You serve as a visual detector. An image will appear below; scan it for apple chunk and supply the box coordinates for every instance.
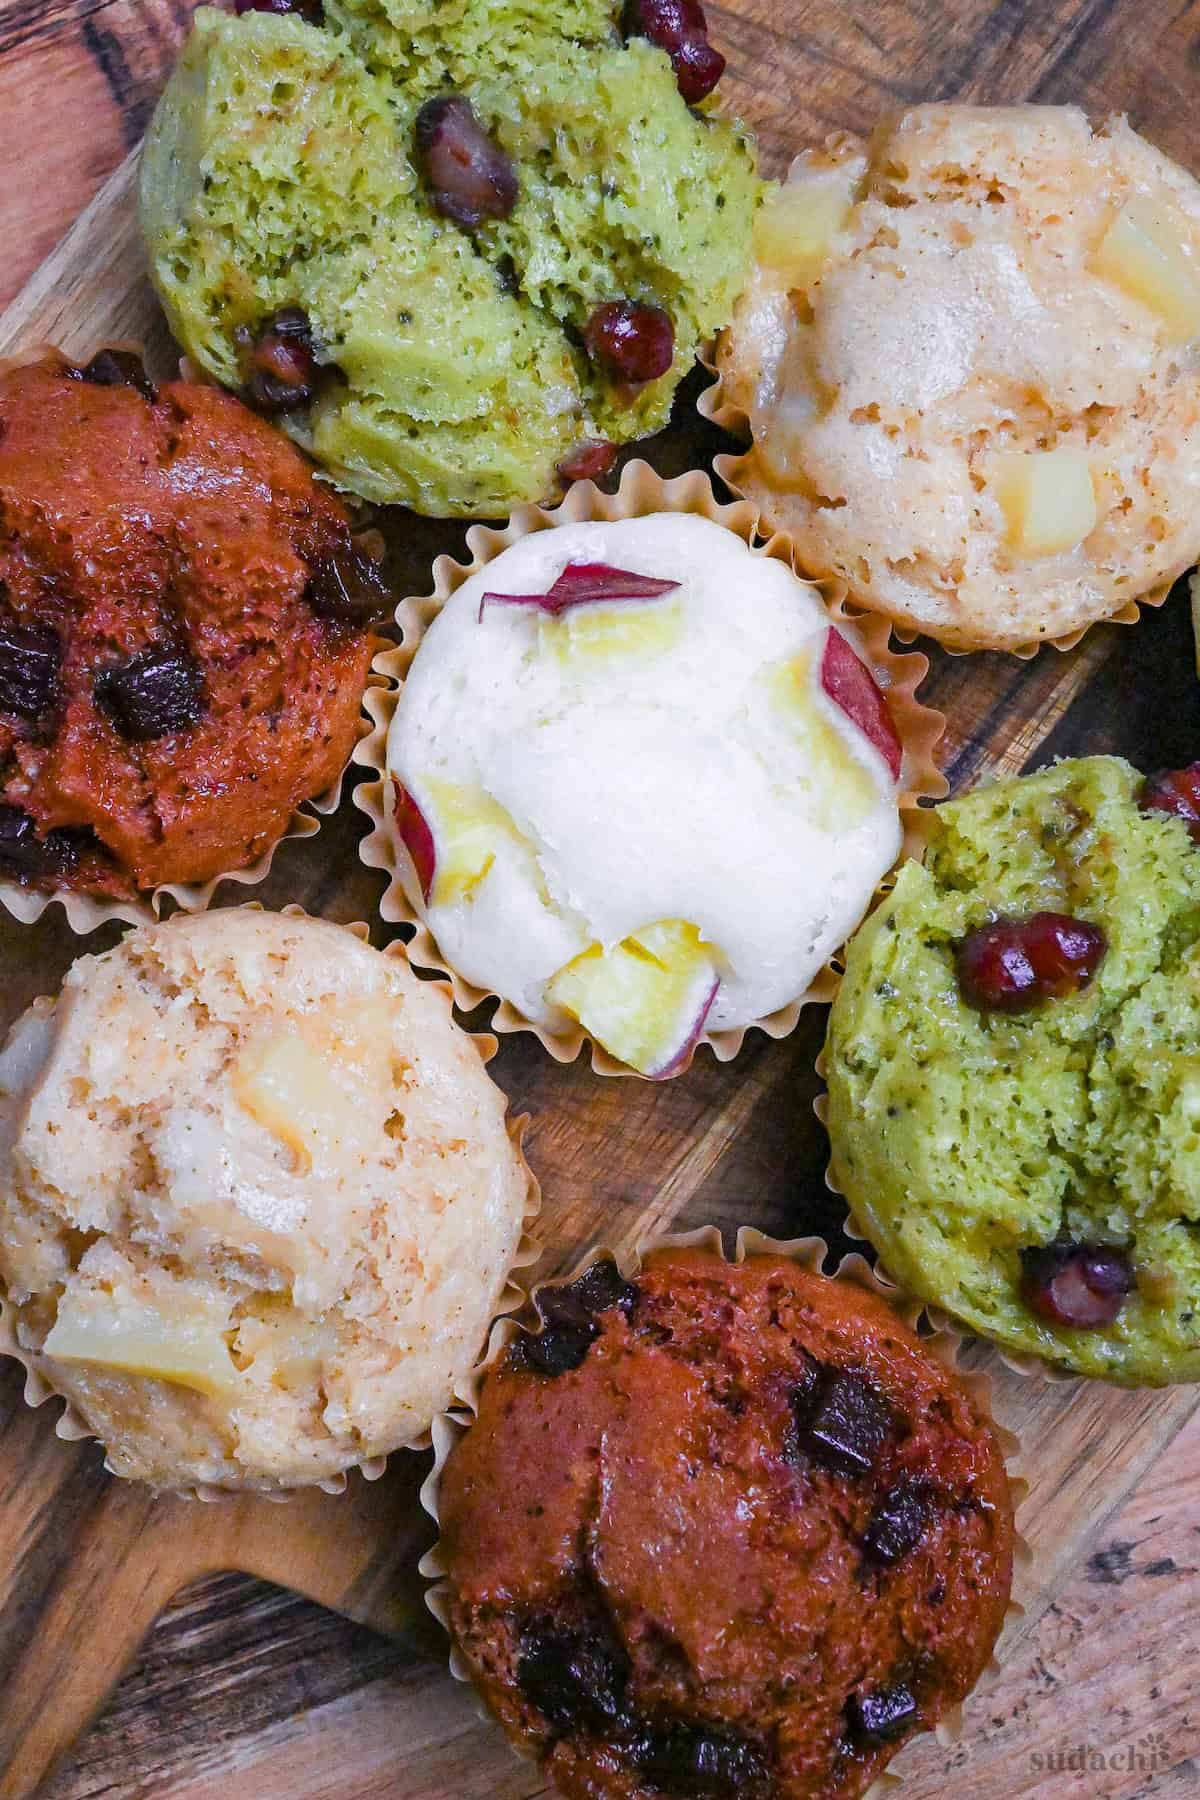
[754,168,858,289]
[44,1284,240,1396]
[983,447,1097,557]
[233,1031,367,1174]
[547,920,719,1078]
[1091,198,1200,341]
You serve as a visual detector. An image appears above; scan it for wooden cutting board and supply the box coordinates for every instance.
[4,3,1200,1795]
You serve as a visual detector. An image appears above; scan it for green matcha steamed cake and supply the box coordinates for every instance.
[826,755,1200,1385]
[139,1,760,516]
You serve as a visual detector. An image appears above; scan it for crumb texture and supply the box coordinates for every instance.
[720,105,1200,649]
[439,1248,1013,1800]
[0,353,376,894]
[0,909,529,1489]
[827,755,1200,1383]
[140,2,759,516]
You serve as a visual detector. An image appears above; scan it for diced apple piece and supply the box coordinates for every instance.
[538,597,684,667]
[233,1308,336,1385]
[1091,198,1200,341]
[754,171,857,289]
[44,1285,240,1396]
[820,629,902,781]
[983,447,1097,557]
[393,780,437,902]
[546,919,719,1078]
[768,650,884,827]
[233,1031,364,1174]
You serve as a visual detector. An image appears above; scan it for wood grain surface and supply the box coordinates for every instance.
[3,3,1200,1798]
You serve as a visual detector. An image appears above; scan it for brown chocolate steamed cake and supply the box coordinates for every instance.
[0,348,386,898]
[436,1245,1015,1800]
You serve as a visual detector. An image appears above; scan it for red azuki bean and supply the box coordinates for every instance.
[622,0,726,103]
[1020,1242,1135,1329]
[244,307,320,413]
[557,440,619,485]
[956,912,1106,1013]
[671,32,726,102]
[583,301,674,385]
[1139,762,1200,841]
[414,96,518,230]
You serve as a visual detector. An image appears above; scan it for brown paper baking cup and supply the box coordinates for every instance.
[0,342,385,937]
[0,912,542,1501]
[354,457,946,1078]
[698,291,1176,661]
[418,1225,1030,1798]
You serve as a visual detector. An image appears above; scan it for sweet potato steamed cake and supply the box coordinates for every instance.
[140,0,760,516]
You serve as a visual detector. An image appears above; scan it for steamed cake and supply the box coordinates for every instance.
[385,513,905,1074]
[826,757,1200,1384]
[438,1247,1014,1800]
[718,105,1200,650]
[0,350,380,898]
[0,909,530,1489]
[140,1,760,517]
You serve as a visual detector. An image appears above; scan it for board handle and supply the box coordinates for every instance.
[0,1473,197,1800]
[0,1435,439,1799]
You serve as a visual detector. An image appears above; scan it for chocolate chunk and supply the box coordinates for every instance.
[511,1258,639,1378]
[627,1720,768,1795]
[517,1320,598,1378]
[518,1625,630,1733]
[555,1258,640,1323]
[304,539,389,627]
[0,805,84,881]
[847,1683,920,1746]
[95,645,205,741]
[0,616,61,722]
[863,1480,931,1567]
[75,349,158,404]
[796,1370,892,1478]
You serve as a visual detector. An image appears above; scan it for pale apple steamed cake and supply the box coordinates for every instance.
[718,105,1200,651]
[0,910,530,1490]
[385,513,906,1076]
